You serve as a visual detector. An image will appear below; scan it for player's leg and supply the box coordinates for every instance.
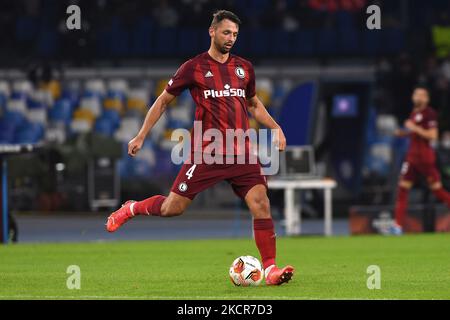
[244,184,294,285]
[425,166,450,207]
[106,192,191,232]
[393,161,416,231]
[394,180,413,228]
[106,161,206,232]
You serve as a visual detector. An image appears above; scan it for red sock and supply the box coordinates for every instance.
[131,195,166,216]
[253,219,276,270]
[432,188,450,207]
[394,187,409,227]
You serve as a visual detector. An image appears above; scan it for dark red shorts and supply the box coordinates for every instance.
[400,160,441,184]
[171,160,268,200]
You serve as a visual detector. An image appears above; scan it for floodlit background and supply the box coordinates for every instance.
[1,0,450,242]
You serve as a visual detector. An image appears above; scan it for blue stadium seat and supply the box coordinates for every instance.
[131,17,154,56]
[384,29,405,54]
[338,28,360,55]
[270,30,292,56]
[177,29,201,56]
[317,29,338,55]
[110,17,130,57]
[362,30,382,56]
[3,111,26,128]
[292,30,315,56]
[14,122,44,144]
[94,118,116,137]
[49,99,73,124]
[16,17,38,43]
[232,30,248,56]
[248,29,269,56]
[101,109,121,130]
[336,11,354,30]
[154,28,177,55]
[0,119,16,143]
[36,28,57,57]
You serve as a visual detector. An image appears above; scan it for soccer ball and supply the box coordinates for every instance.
[229,255,263,286]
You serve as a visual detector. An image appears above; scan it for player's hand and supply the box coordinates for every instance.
[394,129,408,137]
[128,135,145,157]
[273,127,287,152]
[404,120,416,132]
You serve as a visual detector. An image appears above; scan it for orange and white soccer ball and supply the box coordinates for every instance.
[229,256,263,286]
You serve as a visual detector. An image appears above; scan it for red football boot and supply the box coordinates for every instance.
[106,200,136,233]
[265,265,295,286]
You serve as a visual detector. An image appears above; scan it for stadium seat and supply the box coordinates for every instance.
[270,30,292,56]
[100,109,121,130]
[0,81,11,98]
[6,99,27,115]
[292,30,315,56]
[338,28,360,55]
[363,30,382,56]
[85,79,106,98]
[131,17,153,56]
[0,119,16,143]
[94,118,116,137]
[384,29,405,54]
[70,119,93,134]
[49,98,73,124]
[154,28,177,55]
[79,96,102,117]
[12,80,33,97]
[248,29,269,56]
[256,78,274,106]
[127,88,149,114]
[14,122,44,144]
[317,29,338,55]
[27,100,47,125]
[36,28,57,57]
[73,108,96,124]
[109,17,130,57]
[177,29,201,56]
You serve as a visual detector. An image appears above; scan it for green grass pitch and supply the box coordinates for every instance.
[1,234,450,300]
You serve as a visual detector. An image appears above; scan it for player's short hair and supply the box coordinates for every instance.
[413,85,430,94]
[210,10,241,28]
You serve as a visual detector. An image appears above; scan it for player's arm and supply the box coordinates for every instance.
[405,120,438,141]
[247,95,286,151]
[128,90,176,156]
[394,129,411,137]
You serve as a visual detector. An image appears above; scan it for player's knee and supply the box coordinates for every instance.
[429,181,442,191]
[249,195,271,217]
[399,180,412,190]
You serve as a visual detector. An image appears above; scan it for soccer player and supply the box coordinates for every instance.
[392,86,450,234]
[106,10,294,285]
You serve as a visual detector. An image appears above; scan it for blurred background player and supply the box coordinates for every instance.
[105,10,294,285]
[392,86,450,234]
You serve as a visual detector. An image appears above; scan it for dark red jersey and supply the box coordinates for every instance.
[165,52,256,156]
[406,106,438,164]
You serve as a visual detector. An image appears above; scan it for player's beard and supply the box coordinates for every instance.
[215,39,232,54]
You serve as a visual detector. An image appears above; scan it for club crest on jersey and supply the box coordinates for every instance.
[178,182,188,192]
[415,113,423,122]
[203,84,246,99]
[235,67,245,79]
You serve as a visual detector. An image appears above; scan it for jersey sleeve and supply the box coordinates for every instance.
[165,60,194,97]
[245,63,256,100]
[426,110,438,129]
